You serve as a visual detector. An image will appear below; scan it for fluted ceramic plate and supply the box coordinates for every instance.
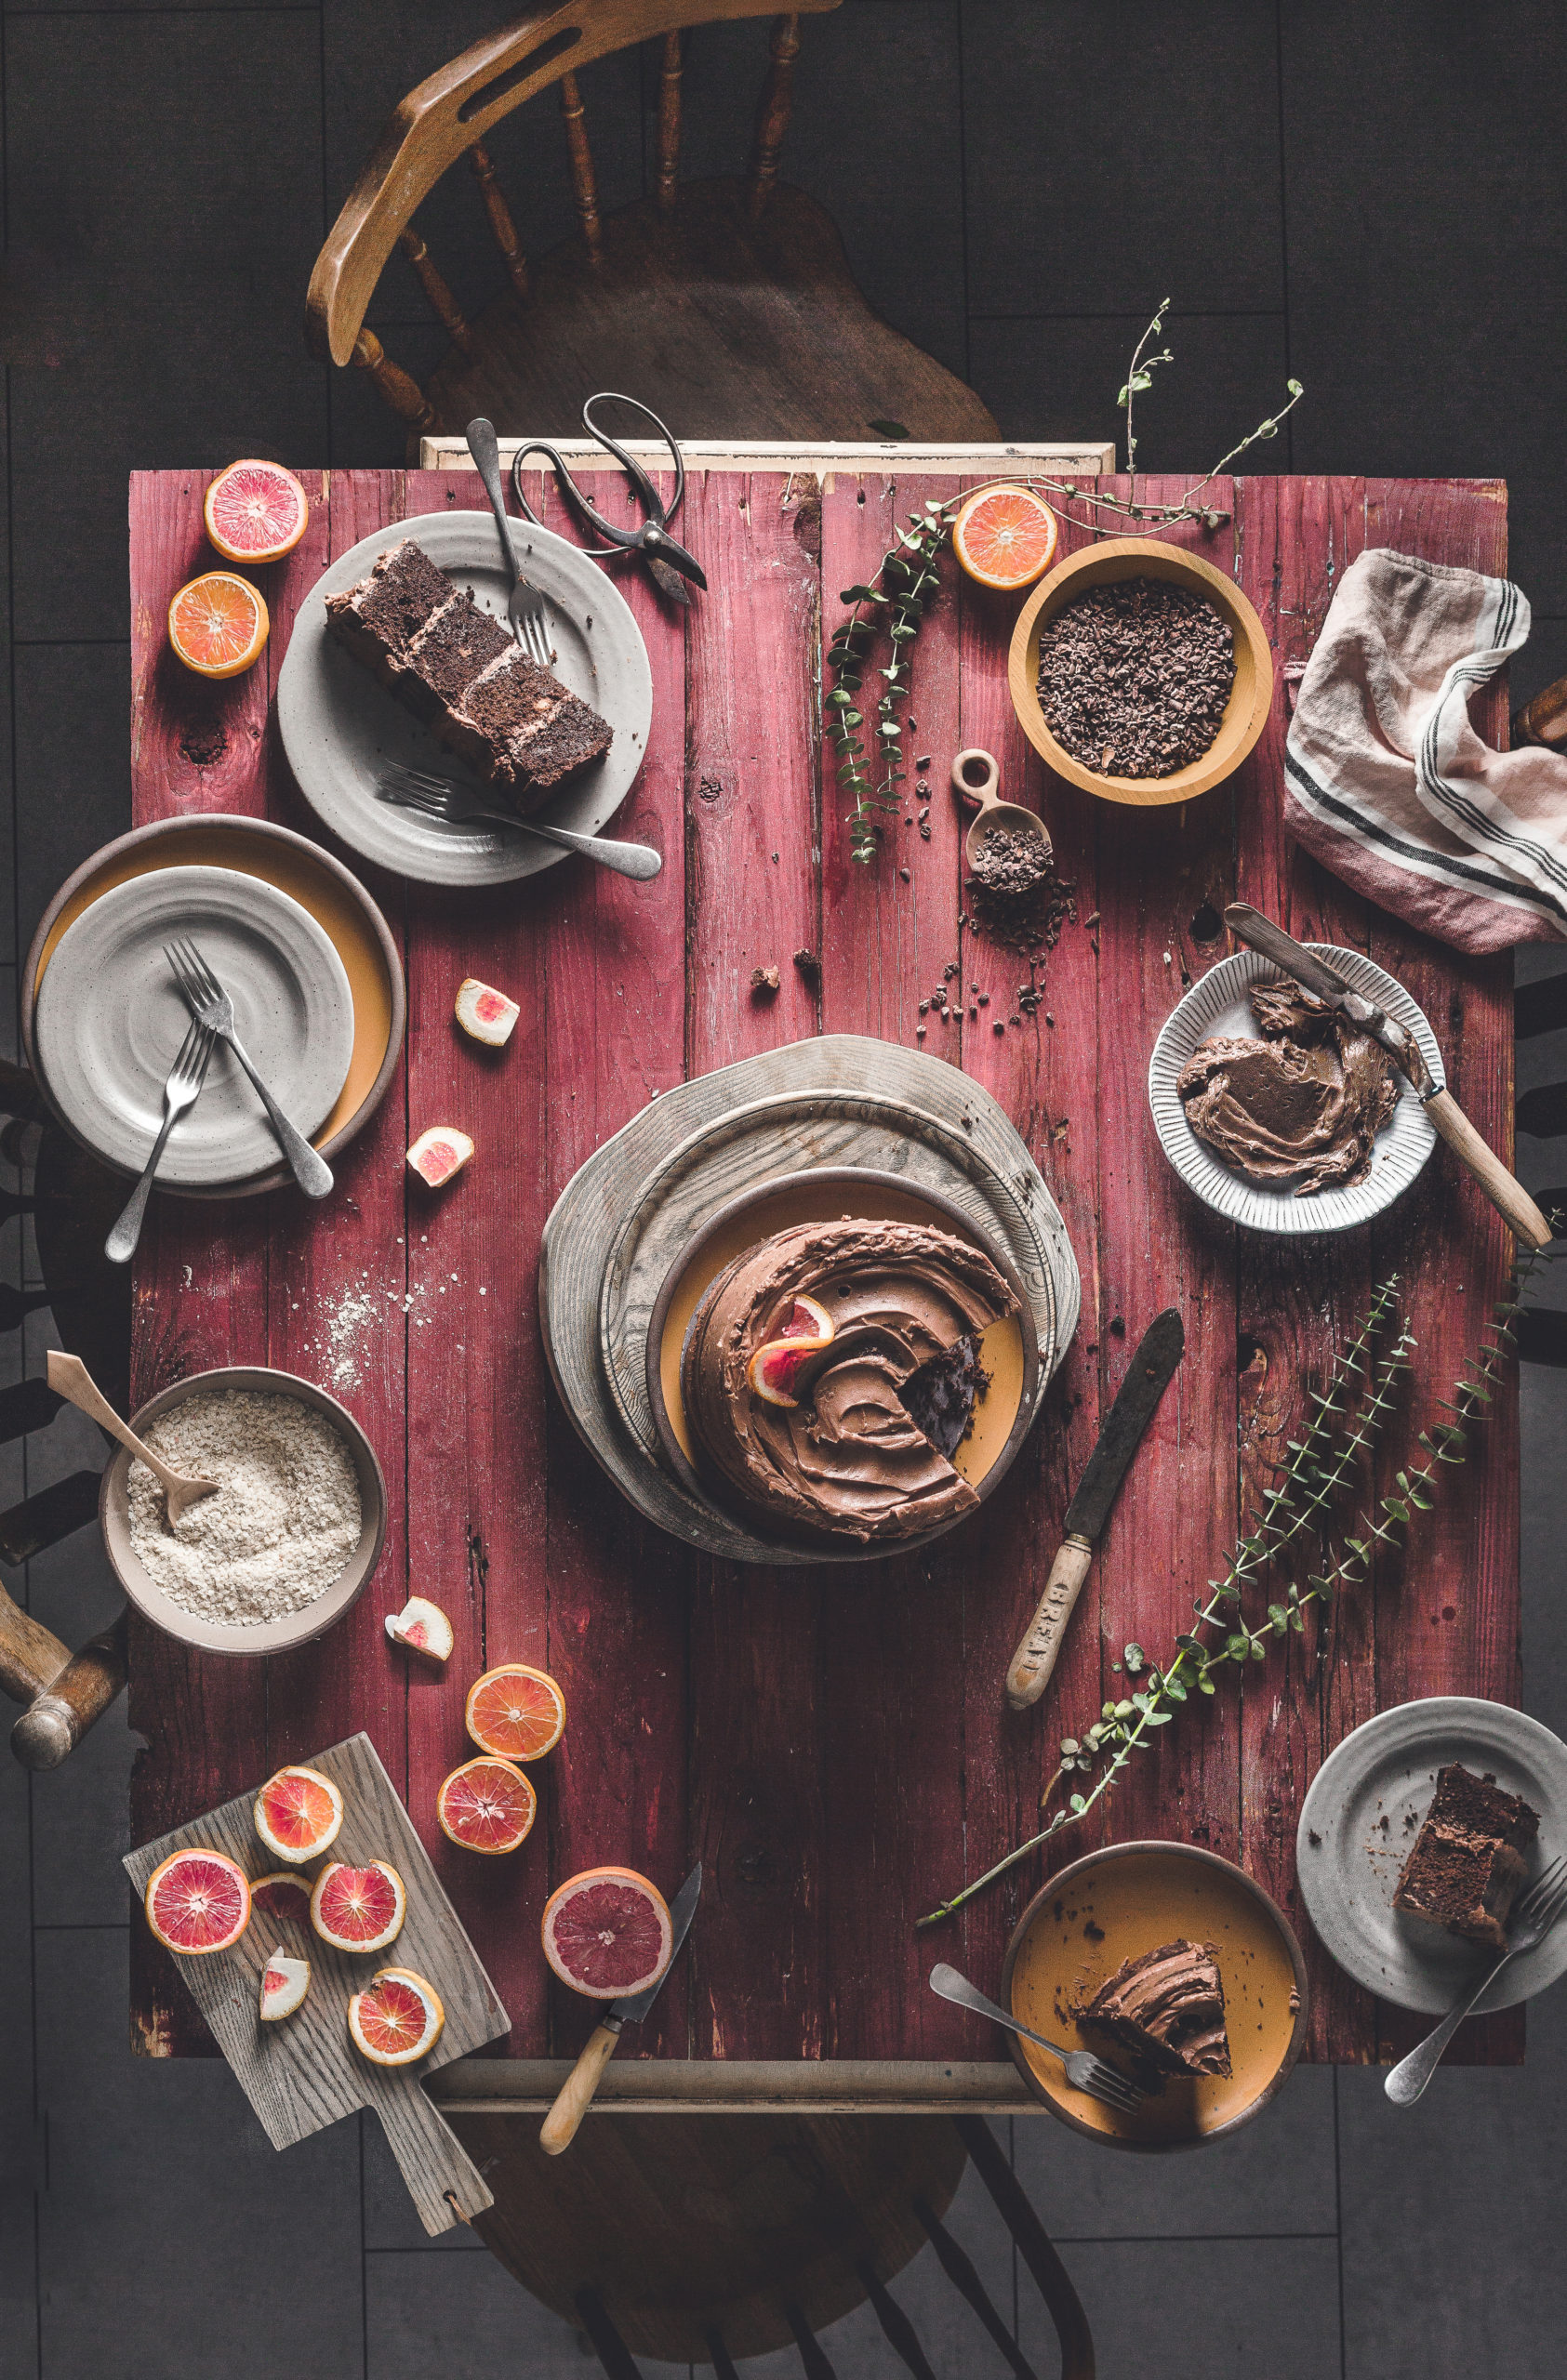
[1148,944,1442,1235]
[1297,1698,1567,2016]
[34,866,353,1186]
[277,512,652,887]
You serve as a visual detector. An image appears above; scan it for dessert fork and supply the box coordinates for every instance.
[466,416,552,666]
[927,1962,1146,2114]
[377,763,661,881]
[164,938,334,1199]
[1385,1850,1567,2106]
[104,1016,215,1263]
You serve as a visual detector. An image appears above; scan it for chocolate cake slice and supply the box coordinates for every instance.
[1393,1764,1540,1952]
[325,538,613,815]
[898,1333,990,1458]
[1080,1939,1231,2078]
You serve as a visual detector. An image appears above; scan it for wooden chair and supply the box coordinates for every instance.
[445,2106,1094,2375]
[0,1059,130,1770]
[306,1,1000,450]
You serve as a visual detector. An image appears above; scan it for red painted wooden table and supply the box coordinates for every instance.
[126,464,1521,2091]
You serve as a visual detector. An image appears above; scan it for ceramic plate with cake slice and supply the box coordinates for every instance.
[278,513,652,887]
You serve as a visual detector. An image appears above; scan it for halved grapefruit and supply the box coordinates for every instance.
[311,1859,406,1953]
[348,1966,445,2066]
[167,571,269,679]
[436,1756,538,1855]
[144,1847,251,1956]
[204,460,309,567]
[384,1595,455,1665]
[254,1765,344,1864]
[951,485,1059,591]
[259,1952,311,2021]
[465,1663,566,1762]
[252,1871,312,1927]
[541,1866,672,2001]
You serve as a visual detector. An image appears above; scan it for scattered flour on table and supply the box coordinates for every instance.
[127,1390,362,1626]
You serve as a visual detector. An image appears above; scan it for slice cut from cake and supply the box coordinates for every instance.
[1079,1939,1231,2079]
[325,538,613,815]
[1392,1763,1540,1952]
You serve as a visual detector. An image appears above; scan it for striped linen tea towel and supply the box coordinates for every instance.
[1284,546,1567,953]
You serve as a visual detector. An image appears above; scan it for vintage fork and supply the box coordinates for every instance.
[466,416,553,666]
[1385,1850,1567,2105]
[164,937,334,1200]
[104,1017,215,1264]
[377,763,661,881]
[927,1963,1146,2114]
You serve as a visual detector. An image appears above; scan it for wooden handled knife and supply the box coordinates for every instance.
[539,1861,701,2155]
[1005,1309,1184,1710]
[1224,905,1553,1251]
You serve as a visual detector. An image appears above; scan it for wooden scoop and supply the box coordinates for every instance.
[47,1351,219,1523]
[952,747,1053,871]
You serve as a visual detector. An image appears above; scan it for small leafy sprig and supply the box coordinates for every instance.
[828,498,952,864]
[916,1266,1530,1930]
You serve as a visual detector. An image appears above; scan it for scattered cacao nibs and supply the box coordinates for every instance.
[968,1005,977,1020]
[1045,1012,1055,1027]
[792,948,821,983]
[992,1020,1004,1036]
[918,1000,929,1016]
[978,993,989,1007]
[1009,1013,1021,1026]
[916,1025,926,1038]
[898,866,911,882]
[750,965,780,997]
[1035,579,1236,778]
[944,961,961,980]
[918,821,931,840]
[966,827,1076,959]
[915,755,932,772]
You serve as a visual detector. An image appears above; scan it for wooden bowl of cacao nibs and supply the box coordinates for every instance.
[1007,537,1273,807]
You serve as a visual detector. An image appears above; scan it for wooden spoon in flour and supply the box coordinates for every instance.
[46,1351,219,1523]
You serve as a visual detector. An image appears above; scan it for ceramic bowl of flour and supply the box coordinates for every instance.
[100,1367,387,1656]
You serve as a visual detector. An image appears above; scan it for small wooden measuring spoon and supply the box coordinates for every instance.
[46,1351,219,1523]
[951,747,1053,871]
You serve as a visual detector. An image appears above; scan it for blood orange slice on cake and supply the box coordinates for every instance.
[311,1859,405,1953]
[436,1756,538,1855]
[348,1967,445,2066]
[465,1663,566,1762]
[541,1867,672,2000]
[254,1765,344,1864]
[204,459,309,566]
[144,1848,251,1956]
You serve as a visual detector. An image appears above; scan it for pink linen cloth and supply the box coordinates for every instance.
[1283,547,1567,952]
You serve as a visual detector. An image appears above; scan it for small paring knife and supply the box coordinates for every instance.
[539,1862,701,2156]
[1006,1309,1185,1710]
[1224,905,1554,1252]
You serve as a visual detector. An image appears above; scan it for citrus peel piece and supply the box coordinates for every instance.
[259,1952,311,2020]
[746,1293,835,1408]
[455,978,521,1048]
[407,1127,474,1187]
[385,1595,455,1665]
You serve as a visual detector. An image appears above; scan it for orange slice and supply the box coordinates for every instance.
[465,1663,566,1762]
[204,459,309,566]
[407,1127,474,1187]
[542,1867,672,2000]
[384,1595,454,1665]
[259,1952,311,2020]
[348,1966,445,2066]
[311,1858,406,1953]
[254,1765,344,1864]
[251,1871,312,1927]
[436,1756,538,1855]
[167,571,269,679]
[951,486,1059,591]
[144,1847,251,1955]
[455,979,520,1048]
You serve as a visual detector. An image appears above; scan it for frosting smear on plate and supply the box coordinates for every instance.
[1175,978,1397,1195]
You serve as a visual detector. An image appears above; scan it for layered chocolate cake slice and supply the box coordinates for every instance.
[325,538,612,815]
[1079,1939,1231,2079]
[1393,1764,1540,1952]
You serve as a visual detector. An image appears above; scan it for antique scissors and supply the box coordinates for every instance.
[510,392,707,603]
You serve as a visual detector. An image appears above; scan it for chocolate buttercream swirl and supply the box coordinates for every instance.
[1081,1938,1231,2078]
[1175,979,1398,1195]
[681,1219,1017,1544]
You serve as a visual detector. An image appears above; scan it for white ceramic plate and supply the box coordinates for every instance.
[1296,1698,1567,2016]
[1148,944,1442,1235]
[34,866,354,1187]
[276,511,653,887]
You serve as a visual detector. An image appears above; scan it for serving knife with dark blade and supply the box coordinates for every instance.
[539,1862,701,2155]
[1224,905,1553,1251]
[1006,1309,1184,1710]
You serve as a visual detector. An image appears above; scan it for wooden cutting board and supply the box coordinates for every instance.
[123,1732,509,2234]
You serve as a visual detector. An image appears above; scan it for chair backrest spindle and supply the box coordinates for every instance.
[351,327,438,433]
[559,71,605,261]
[469,140,530,299]
[857,2261,939,2380]
[657,31,684,214]
[784,2303,840,2380]
[749,12,802,219]
[396,226,474,353]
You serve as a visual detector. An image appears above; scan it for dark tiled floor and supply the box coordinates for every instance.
[4,4,1567,2373]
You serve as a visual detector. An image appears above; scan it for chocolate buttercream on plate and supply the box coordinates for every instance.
[1175,978,1398,1195]
[1080,1938,1231,2079]
[680,1219,1017,1544]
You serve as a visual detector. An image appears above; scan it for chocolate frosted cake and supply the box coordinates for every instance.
[1080,1939,1231,2079]
[1393,1764,1540,1952]
[680,1218,1017,1544]
[325,538,612,814]
[1176,978,1397,1197]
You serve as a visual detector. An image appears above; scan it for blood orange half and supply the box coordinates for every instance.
[252,1871,312,1927]
[311,1859,406,1953]
[204,459,309,566]
[436,1756,537,1855]
[951,485,1059,591]
[254,1765,344,1864]
[465,1663,566,1762]
[348,1967,445,2066]
[541,1867,672,2001]
[167,572,269,680]
[144,1848,251,1956]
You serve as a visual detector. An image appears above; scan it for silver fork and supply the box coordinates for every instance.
[466,416,552,666]
[928,1962,1146,2114]
[377,763,661,882]
[1386,1850,1567,2105]
[104,1018,215,1264]
[164,938,334,1200]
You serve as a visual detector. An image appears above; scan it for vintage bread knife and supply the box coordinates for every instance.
[1224,904,1553,1250]
[1005,1309,1184,1710]
[539,1861,701,2155]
